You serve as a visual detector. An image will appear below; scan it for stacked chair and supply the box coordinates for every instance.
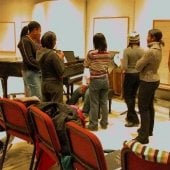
[0,98,36,170]
[121,140,170,170]
[29,105,63,170]
[65,121,108,170]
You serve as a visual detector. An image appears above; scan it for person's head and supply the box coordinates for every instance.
[147,29,164,46]
[20,26,28,39]
[28,21,41,42]
[128,31,140,47]
[41,31,56,49]
[93,33,107,51]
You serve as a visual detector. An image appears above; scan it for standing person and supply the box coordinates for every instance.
[134,29,164,144]
[84,33,112,131]
[121,32,145,127]
[18,21,42,100]
[18,26,29,96]
[36,31,65,103]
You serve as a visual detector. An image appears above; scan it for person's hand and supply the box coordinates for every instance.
[80,85,87,94]
[56,50,64,59]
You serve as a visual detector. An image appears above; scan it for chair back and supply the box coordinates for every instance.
[0,101,5,129]
[29,105,62,168]
[65,121,107,170]
[121,140,170,170]
[0,98,33,142]
[0,98,35,170]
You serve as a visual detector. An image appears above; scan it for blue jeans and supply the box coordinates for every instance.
[22,70,42,100]
[89,76,109,127]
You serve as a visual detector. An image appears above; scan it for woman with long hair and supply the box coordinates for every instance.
[134,29,164,144]
[84,33,112,131]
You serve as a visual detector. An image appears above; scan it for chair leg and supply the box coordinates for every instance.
[34,149,43,170]
[0,134,10,170]
[70,84,74,96]
[109,99,112,113]
[29,145,36,170]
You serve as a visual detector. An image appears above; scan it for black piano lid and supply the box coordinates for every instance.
[63,51,77,63]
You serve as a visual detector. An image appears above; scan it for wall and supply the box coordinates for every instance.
[32,0,86,58]
[0,0,35,95]
[135,0,170,85]
[0,0,35,59]
[86,0,135,52]
[0,0,86,96]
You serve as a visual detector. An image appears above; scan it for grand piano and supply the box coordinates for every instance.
[0,51,84,99]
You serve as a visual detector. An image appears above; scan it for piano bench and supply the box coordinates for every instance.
[8,92,25,99]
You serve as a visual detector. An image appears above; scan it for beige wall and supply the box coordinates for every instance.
[0,0,86,59]
[0,0,34,58]
[32,0,86,58]
[135,0,170,84]
[0,0,170,59]
[86,0,135,52]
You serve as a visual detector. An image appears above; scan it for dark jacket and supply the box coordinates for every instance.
[36,48,65,81]
[18,36,40,72]
[36,102,83,155]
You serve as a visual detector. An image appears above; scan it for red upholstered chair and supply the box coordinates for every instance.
[0,101,5,130]
[0,98,36,170]
[121,140,170,170]
[65,121,108,170]
[29,105,62,170]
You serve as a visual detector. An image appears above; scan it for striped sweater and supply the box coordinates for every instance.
[84,50,112,77]
[124,140,170,164]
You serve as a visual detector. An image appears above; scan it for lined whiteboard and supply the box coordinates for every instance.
[93,17,129,52]
[0,22,16,52]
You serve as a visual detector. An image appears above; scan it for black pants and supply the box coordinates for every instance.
[123,73,139,123]
[137,80,159,140]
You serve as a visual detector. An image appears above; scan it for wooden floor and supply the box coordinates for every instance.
[0,97,169,170]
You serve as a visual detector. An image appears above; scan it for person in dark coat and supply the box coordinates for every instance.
[36,31,65,103]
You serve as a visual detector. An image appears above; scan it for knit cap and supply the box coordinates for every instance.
[128,31,140,43]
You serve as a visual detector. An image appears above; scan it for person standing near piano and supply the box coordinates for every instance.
[36,31,65,103]
[84,33,112,131]
[18,21,42,100]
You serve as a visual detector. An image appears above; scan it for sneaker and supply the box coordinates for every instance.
[87,125,98,131]
[133,136,149,144]
[137,128,153,136]
[100,123,108,129]
[125,122,139,127]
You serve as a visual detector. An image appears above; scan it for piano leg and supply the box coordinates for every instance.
[0,77,8,98]
[66,84,70,101]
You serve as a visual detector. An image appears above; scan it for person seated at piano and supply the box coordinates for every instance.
[67,68,90,115]
[36,31,65,103]
[17,21,42,100]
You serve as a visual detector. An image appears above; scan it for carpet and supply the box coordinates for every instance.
[3,142,33,170]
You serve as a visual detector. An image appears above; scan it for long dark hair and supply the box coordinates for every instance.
[20,26,28,39]
[28,21,41,33]
[93,33,107,51]
[148,29,165,46]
